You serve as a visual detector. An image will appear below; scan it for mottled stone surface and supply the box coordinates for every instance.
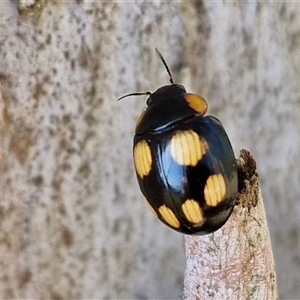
[0,1,299,299]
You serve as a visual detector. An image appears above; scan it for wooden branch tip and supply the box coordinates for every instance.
[183,149,277,300]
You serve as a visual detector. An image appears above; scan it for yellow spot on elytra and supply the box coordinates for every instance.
[158,204,180,228]
[170,130,207,166]
[143,196,157,217]
[181,199,204,224]
[184,93,208,116]
[133,140,152,178]
[204,174,226,207]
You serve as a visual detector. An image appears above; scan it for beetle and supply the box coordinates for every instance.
[119,49,238,235]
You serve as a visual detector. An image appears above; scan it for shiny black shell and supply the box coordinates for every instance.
[133,84,238,235]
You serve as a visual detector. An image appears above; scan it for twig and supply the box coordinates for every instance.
[183,150,277,300]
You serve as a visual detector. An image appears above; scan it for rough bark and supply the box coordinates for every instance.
[183,150,277,299]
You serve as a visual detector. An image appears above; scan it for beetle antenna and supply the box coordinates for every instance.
[155,48,174,84]
[118,91,152,101]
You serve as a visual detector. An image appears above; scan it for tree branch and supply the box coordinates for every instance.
[183,150,277,300]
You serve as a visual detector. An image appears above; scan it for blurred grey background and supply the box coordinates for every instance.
[0,1,299,299]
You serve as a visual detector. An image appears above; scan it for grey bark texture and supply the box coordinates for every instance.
[183,150,277,299]
[0,1,299,299]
